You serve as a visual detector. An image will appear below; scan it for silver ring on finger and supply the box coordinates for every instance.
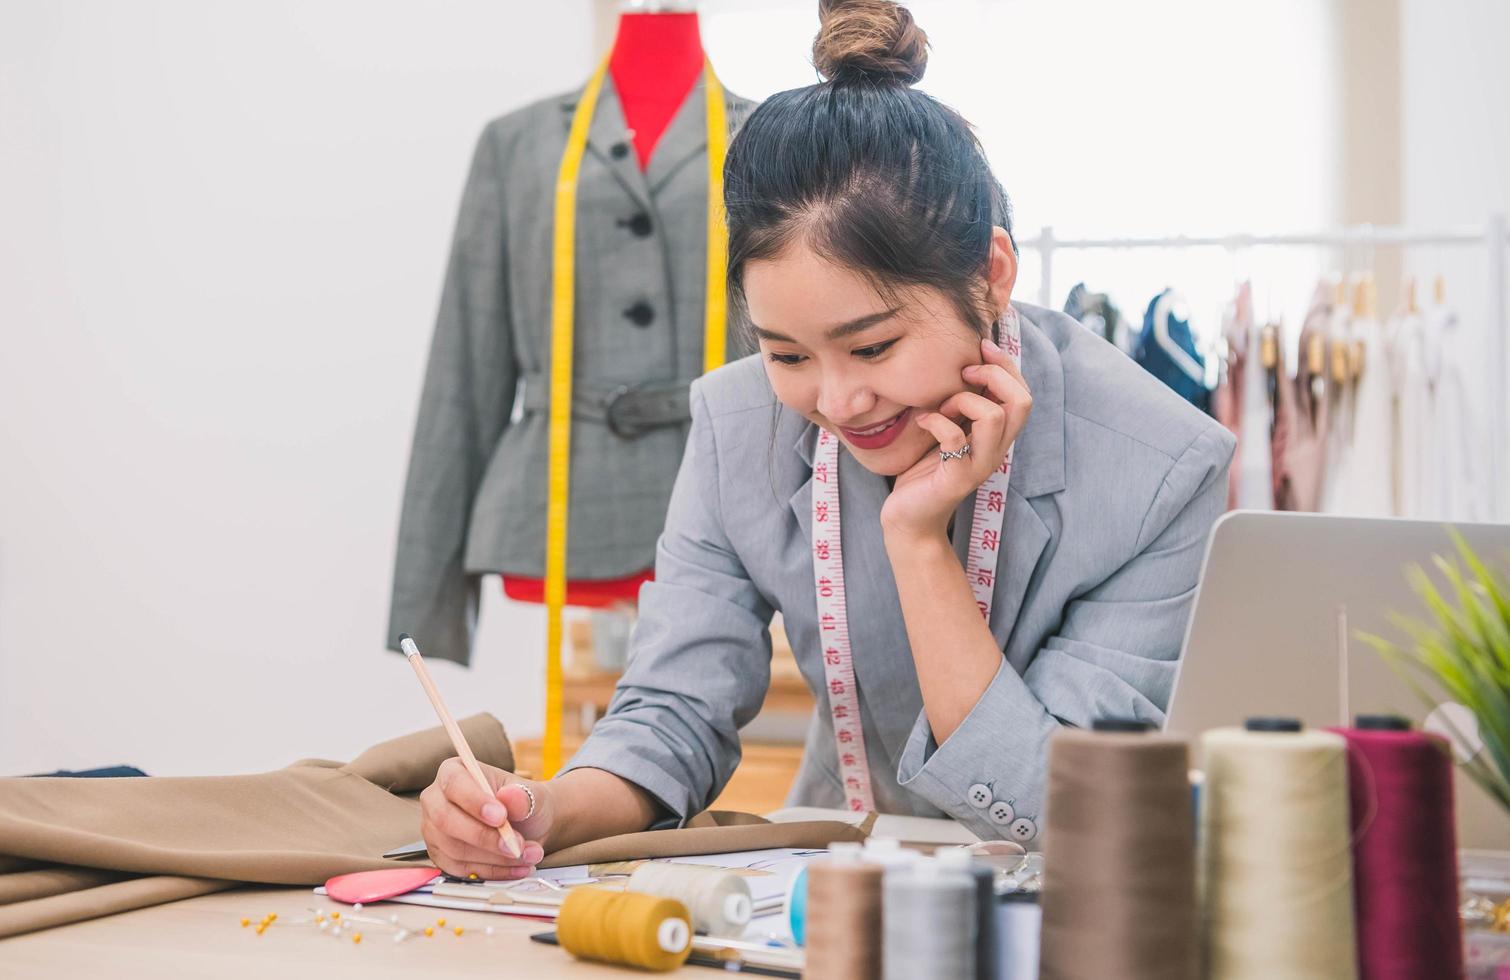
[939,442,972,463]
[518,783,536,820]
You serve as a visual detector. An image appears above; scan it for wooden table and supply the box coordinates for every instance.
[0,885,713,978]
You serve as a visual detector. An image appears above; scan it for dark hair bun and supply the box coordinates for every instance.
[813,0,929,86]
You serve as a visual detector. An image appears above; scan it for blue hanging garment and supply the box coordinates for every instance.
[1134,288,1210,412]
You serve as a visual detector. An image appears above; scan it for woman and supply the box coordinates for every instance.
[419,0,1234,879]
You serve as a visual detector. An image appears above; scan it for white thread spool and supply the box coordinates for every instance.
[1199,722,1358,980]
[626,863,752,938]
[864,837,921,872]
[883,856,976,980]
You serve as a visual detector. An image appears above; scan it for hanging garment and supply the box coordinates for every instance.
[1337,311,1394,516]
[1386,307,1431,517]
[1426,302,1487,521]
[1063,282,1130,352]
[1212,282,1273,509]
[386,76,758,665]
[1320,289,1355,513]
[1274,284,1333,512]
[1134,289,1210,412]
[0,716,866,939]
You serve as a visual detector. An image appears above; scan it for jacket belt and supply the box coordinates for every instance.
[520,375,692,439]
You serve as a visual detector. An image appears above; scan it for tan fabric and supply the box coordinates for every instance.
[0,876,233,939]
[0,715,512,938]
[540,810,869,868]
[0,867,130,906]
[0,715,868,939]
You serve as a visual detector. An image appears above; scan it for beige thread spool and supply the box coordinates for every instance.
[625,863,752,939]
[1199,720,1358,980]
[804,844,885,980]
[1039,720,1198,980]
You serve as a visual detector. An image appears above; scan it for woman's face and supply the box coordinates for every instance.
[744,229,1018,477]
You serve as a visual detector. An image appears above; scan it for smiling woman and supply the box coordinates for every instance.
[417,0,1236,880]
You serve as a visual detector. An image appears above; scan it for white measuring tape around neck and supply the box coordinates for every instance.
[811,307,1023,813]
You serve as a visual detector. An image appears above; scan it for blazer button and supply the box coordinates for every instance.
[967,784,992,809]
[610,141,631,160]
[618,213,654,238]
[987,800,1016,826]
[623,301,655,327]
[1009,817,1038,842]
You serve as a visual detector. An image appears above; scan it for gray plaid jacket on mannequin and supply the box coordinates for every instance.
[387,76,757,664]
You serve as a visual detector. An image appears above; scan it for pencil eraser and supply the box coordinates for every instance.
[398,633,412,644]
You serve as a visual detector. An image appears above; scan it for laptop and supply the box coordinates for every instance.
[1166,510,1510,850]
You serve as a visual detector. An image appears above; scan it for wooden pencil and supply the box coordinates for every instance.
[399,632,525,860]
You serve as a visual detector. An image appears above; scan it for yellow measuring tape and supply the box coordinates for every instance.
[543,58,729,776]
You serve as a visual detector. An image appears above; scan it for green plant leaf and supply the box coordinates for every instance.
[1363,531,1510,816]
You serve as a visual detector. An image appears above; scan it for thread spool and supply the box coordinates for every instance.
[1039,719,1198,980]
[937,849,997,980]
[626,862,752,938]
[802,843,884,980]
[883,857,976,980]
[1200,719,1358,980]
[1330,715,1464,979]
[863,837,919,871]
[788,840,873,947]
[555,887,691,972]
[787,865,809,947]
[993,893,1041,980]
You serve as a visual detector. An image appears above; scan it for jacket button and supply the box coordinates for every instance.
[618,213,653,238]
[988,800,1015,825]
[1009,817,1037,842]
[610,141,631,160]
[967,784,992,809]
[623,301,655,327]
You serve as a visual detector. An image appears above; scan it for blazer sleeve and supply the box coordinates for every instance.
[896,425,1234,841]
[560,383,775,820]
[386,122,518,664]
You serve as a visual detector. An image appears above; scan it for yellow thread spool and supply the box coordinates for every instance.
[556,887,692,972]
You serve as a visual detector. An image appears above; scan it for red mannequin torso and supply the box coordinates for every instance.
[609,12,706,171]
[502,10,706,607]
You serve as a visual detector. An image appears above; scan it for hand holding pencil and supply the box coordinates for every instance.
[401,633,528,861]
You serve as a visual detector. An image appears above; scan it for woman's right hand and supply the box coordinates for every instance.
[419,757,551,879]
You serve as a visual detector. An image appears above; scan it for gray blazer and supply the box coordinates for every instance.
[387,77,757,664]
[564,303,1236,842]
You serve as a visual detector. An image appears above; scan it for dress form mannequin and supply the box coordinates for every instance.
[500,0,705,610]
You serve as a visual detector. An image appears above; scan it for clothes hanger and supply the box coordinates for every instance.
[1151,288,1208,385]
[619,0,698,10]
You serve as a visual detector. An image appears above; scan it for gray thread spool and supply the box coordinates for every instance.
[936,848,996,980]
[883,857,976,980]
[993,893,1041,980]
[625,863,752,939]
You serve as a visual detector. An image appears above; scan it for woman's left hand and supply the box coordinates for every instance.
[880,336,1032,544]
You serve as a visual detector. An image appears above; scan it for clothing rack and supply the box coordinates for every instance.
[1018,214,1510,523]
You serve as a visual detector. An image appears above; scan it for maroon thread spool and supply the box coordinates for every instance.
[1330,715,1465,980]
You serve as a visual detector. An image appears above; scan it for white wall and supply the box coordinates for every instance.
[0,1,596,776]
